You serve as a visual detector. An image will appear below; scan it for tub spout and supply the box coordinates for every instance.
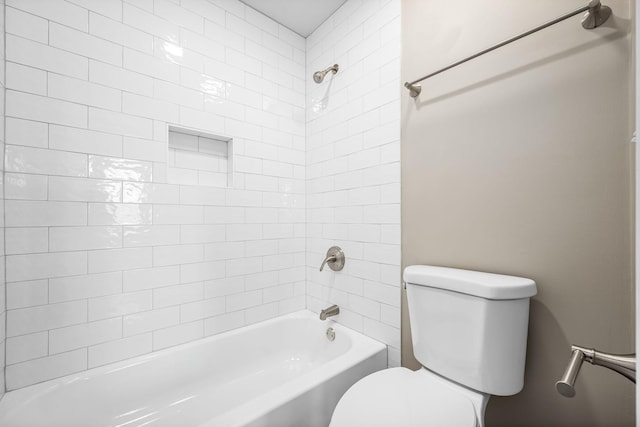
[320,305,340,320]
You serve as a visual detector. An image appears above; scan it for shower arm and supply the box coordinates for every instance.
[556,345,636,398]
[322,64,339,75]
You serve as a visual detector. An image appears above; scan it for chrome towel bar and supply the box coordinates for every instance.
[404,0,612,98]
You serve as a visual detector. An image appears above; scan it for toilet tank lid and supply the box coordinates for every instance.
[403,265,537,300]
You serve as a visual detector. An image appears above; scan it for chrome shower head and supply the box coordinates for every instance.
[313,64,339,83]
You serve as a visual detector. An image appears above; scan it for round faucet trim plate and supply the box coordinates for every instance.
[325,246,345,271]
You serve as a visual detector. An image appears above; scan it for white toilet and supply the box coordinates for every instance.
[330,265,537,427]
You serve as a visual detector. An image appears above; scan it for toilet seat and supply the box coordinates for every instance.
[330,367,478,427]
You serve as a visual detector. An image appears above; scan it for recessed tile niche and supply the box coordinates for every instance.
[167,125,233,187]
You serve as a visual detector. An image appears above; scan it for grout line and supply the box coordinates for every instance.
[2,0,8,396]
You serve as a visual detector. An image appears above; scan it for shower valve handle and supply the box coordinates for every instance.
[319,246,345,272]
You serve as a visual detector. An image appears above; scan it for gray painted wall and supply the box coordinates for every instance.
[401,0,634,425]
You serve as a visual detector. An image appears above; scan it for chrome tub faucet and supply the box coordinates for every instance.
[320,305,340,320]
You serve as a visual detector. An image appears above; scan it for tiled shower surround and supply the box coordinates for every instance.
[2,0,400,390]
[305,1,401,366]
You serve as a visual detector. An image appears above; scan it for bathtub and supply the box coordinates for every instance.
[0,310,387,427]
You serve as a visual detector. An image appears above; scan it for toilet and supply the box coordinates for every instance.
[330,265,537,427]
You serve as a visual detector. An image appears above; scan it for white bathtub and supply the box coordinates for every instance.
[0,310,386,427]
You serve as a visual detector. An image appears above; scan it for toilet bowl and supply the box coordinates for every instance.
[331,367,487,427]
[329,265,537,427]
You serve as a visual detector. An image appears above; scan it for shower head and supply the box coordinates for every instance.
[313,64,339,83]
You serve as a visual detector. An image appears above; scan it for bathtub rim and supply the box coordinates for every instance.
[0,309,388,426]
[204,312,388,426]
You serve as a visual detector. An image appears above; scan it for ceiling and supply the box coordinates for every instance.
[239,0,348,37]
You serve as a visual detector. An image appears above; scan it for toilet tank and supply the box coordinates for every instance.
[403,265,537,396]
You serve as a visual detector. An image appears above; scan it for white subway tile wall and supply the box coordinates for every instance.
[4,0,307,390]
[2,0,401,391]
[305,0,401,367]
[0,0,5,400]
